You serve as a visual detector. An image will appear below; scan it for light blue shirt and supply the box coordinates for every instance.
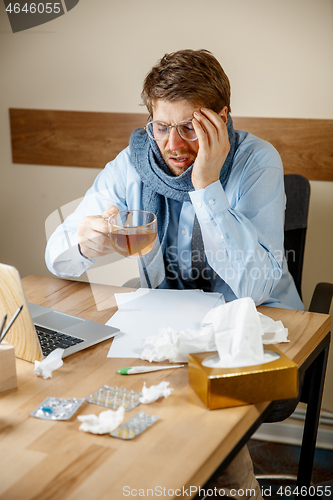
[45,130,304,310]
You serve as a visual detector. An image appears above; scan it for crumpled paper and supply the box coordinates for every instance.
[34,348,64,379]
[139,381,173,404]
[140,297,289,364]
[77,407,125,434]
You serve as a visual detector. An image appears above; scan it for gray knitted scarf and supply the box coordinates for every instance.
[129,114,238,288]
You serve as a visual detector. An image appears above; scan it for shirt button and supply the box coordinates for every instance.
[182,264,187,270]
[220,235,224,240]
[181,229,187,235]
[209,199,215,205]
[197,202,202,208]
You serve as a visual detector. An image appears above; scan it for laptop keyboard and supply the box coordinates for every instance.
[35,325,84,357]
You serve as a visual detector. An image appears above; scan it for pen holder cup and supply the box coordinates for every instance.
[0,342,17,392]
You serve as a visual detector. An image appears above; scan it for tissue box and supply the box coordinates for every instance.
[0,342,17,392]
[188,346,298,410]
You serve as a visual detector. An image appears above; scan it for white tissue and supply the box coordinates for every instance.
[140,325,216,363]
[77,407,125,434]
[139,381,173,404]
[212,297,265,368]
[34,348,64,379]
[259,313,289,344]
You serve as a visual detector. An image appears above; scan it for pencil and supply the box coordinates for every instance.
[0,305,23,344]
[0,314,7,340]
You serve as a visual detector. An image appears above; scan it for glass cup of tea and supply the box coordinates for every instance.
[108,210,157,259]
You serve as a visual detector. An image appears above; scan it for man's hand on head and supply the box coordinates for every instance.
[191,107,230,190]
[77,205,119,259]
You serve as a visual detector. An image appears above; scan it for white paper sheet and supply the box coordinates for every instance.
[106,289,224,358]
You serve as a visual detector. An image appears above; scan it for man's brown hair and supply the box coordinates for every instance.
[141,49,231,117]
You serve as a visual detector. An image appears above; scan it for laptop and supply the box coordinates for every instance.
[0,264,120,362]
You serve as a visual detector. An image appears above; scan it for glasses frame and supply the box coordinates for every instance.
[145,119,197,142]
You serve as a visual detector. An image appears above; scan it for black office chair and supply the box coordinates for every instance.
[283,174,333,314]
[256,174,333,488]
[284,174,310,300]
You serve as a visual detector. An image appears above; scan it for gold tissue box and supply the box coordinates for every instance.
[188,346,298,410]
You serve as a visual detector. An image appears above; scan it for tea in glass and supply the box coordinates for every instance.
[108,210,157,259]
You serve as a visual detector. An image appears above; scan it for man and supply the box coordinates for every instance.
[46,49,304,498]
[46,49,302,310]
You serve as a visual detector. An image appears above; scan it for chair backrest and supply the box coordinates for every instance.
[284,174,311,299]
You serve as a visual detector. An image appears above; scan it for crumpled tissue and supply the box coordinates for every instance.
[140,326,217,363]
[77,407,125,434]
[259,313,289,344]
[139,381,173,404]
[34,348,64,379]
[140,297,289,365]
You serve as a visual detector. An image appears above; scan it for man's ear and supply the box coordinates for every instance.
[219,106,228,124]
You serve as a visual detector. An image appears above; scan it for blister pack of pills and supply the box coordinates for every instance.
[86,385,142,411]
[110,412,159,440]
[30,397,85,420]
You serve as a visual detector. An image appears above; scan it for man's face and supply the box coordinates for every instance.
[152,100,200,176]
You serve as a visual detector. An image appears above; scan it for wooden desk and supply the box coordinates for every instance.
[0,276,331,500]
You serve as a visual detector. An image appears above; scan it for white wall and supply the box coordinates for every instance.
[0,0,332,408]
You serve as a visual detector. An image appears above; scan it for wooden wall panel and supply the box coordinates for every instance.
[232,116,333,182]
[9,108,333,181]
[9,108,148,169]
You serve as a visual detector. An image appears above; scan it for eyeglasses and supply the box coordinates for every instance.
[145,119,197,142]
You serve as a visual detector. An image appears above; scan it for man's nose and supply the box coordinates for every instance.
[167,127,186,151]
